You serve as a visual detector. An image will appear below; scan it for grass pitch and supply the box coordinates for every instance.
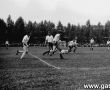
[0,47,110,90]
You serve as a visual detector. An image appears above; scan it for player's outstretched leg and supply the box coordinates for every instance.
[49,45,56,56]
[68,46,72,53]
[43,50,50,55]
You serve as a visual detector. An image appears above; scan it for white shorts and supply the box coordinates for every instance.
[23,45,28,52]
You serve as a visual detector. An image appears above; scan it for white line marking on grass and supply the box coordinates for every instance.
[28,53,110,72]
[29,53,61,70]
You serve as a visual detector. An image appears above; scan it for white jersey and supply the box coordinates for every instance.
[53,34,60,42]
[68,40,77,46]
[46,35,53,43]
[22,35,30,44]
[107,41,110,45]
[5,41,9,45]
[90,39,94,44]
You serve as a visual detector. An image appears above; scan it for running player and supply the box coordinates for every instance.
[43,32,53,55]
[90,38,94,51]
[16,33,30,60]
[50,31,64,59]
[5,40,9,49]
[107,39,110,50]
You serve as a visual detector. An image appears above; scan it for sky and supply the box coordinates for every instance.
[0,0,110,26]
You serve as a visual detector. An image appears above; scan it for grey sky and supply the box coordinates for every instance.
[0,0,110,25]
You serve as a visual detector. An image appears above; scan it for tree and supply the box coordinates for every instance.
[26,21,33,33]
[57,21,63,31]
[85,20,92,42]
[15,17,25,43]
[6,15,15,42]
[66,23,71,40]
[0,18,7,44]
[97,22,103,45]
[105,20,110,38]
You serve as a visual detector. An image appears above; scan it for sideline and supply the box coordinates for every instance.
[29,53,110,72]
[29,53,61,69]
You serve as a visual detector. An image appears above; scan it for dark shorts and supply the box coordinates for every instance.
[48,42,53,47]
[69,46,73,49]
[53,41,58,46]
[90,43,94,46]
[5,44,9,46]
[48,42,53,50]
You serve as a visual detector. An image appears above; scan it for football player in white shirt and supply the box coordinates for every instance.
[60,39,78,54]
[90,38,94,51]
[16,33,30,60]
[68,39,77,53]
[5,40,9,49]
[50,31,64,59]
[43,32,53,55]
[107,39,110,50]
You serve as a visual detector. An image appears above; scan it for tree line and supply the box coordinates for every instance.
[0,15,110,45]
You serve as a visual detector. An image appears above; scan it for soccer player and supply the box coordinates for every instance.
[107,39,110,50]
[68,39,77,53]
[60,38,78,54]
[50,31,64,59]
[90,38,94,51]
[16,33,30,60]
[5,40,9,49]
[43,32,53,55]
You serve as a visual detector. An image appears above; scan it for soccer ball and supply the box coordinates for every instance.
[49,49,53,54]
[50,49,53,52]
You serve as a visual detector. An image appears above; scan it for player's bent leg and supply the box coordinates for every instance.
[68,46,72,53]
[49,45,56,56]
[6,44,8,49]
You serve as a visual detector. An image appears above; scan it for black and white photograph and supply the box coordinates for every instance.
[1,0,110,90]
